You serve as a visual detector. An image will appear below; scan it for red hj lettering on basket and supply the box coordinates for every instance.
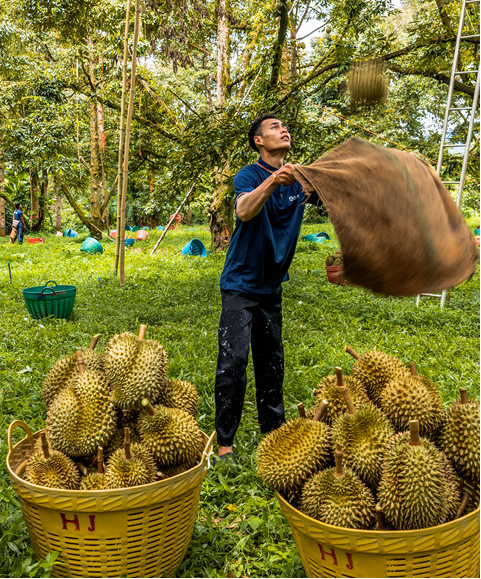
[60,513,96,532]
[318,543,354,571]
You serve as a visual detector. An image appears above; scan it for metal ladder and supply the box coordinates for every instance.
[416,0,480,310]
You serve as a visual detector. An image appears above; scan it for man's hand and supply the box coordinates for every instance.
[274,163,297,186]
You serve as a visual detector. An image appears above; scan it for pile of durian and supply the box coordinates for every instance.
[23,325,204,491]
[257,346,480,531]
[325,250,343,267]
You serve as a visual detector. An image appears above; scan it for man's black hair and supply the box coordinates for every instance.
[15,202,21,209]
[248,113,279,153]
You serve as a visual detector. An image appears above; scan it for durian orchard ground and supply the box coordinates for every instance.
[0,220,479,578]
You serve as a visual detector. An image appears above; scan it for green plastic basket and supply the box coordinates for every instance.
[23,281,77,320]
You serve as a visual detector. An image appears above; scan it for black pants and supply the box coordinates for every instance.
[215,290,286,447]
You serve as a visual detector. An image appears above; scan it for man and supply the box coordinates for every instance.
[214,113,320,462]
[13,203,26,245]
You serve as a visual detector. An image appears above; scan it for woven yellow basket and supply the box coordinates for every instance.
[7,420,215,578]
[276,490,479,578]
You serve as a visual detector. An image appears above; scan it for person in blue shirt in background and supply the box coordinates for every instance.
[214,113,320,463]
[12,202,26,245]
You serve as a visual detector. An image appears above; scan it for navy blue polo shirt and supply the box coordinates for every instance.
[220,157,307,294]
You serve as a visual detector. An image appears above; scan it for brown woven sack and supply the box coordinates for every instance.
[293,137,479,296]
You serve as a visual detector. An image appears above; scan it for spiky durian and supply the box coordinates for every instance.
[378,422,460,530]
[299,445,376,529]
[80,447,106,490]
[24,433,80,490]
[104,430,158,489]
[436,388,480,484]
[379,369,444,435]
[331,373,394,491]
[103,326,168,410]
[256,410,332,496]
[346,345,410,404]
[137,401,203,467]
[42,335,103,408]
[160,464,192,478]
[306,374,370,425]
[154,378,199,415]
[104,409,141,458]
[46,351,117,457]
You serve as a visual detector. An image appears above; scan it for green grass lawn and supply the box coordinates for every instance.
[0,222,479,578]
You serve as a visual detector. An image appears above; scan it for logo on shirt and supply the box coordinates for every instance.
[289,194,299,202]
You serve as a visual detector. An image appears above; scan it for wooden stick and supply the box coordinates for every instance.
[409,420,421,446]
[345,345,361,360]
[124,428,132,460]
[297,402,306,418]
[455,490,470,519]
[76,350,85,373]
[334,444,344,477]
[459,388,468,404]
[89,334,101,350]
[41,432,50,459]
[339,387,356,414]
[138,324,147,341]
[313,400,328,421]
[142,398,156,416]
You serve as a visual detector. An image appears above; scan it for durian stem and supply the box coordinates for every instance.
[74,460,88,476]
[97,447,105,474]
[455,490,470,519]
[41,432,50,459]
[345,345,360,360]
[76,350,85,373]
[409,420,421,446]
[375,504,386,530]
[124,428,132,460]
[297,403,306,418]
[313,400,328,421]
[334,444,344,477]
[335,367,344,387]
[142,399,157,416]
[339,387,356,415]
[460,388,468,404]
[409,362,418,376]
[138,324,147,341]
[157,470,165,480]
[89,334,101,350]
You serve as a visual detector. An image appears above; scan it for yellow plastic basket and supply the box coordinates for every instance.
[7,420,215,578]
[276,489,479,578]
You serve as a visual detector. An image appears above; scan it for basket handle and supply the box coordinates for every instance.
[8,420,34,453]
[40,287,56,297]
[45,281,58,287]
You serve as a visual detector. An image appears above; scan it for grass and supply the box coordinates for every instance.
[0,221,479,578]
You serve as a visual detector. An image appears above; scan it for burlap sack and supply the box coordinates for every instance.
[294,137,478,296]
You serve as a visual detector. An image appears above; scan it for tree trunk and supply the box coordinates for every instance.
[30,166,39,229]
[98,104,109,230]
[209,0,234,251]
[269,0,289,90]
[0,152,5,237]
[34,169,48,231]
[55,186,62,232]
[88,41,102,239]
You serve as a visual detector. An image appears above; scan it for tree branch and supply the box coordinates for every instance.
[53,170,97,235]
[270,0,289,89]
[388,63,476,97]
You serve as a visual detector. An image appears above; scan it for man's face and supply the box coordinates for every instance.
[255,119,291,154]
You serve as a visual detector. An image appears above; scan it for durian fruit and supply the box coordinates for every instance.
[331,368,394,491]
[306,373,370,425]
[345,345,410,405]
[42,334,103,408]
[103,325,168,410]
[80,447,106,490]
[24,432,80,490]
[256,402,332,496]
[299,444,376,529]
[436,388,480,485]
[325,251,343,267]
[46,351,117,457]
[137,400,203,467]
[379,362,444,435]
[378,421,461,530]
[104,409,141,459]
[154,378,199,416]
[347,58,388,110]
[104,428,158,489]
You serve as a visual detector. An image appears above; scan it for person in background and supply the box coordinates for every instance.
[214,113,321,463]
[13,202,26,245]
